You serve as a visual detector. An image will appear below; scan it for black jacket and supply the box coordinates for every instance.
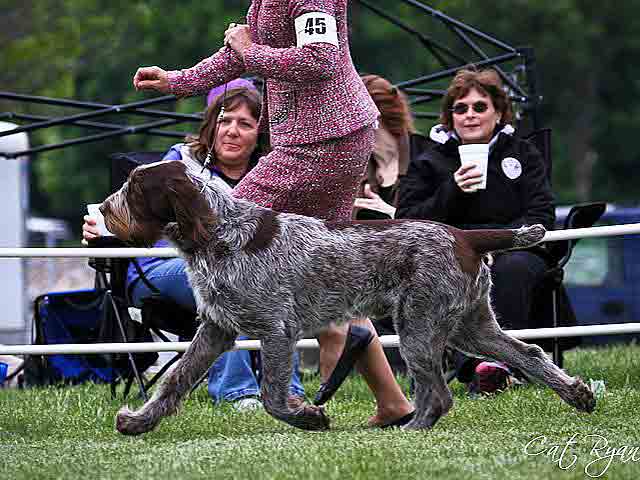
[397,126,555,230]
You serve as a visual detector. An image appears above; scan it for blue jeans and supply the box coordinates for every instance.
[129,258,305,402]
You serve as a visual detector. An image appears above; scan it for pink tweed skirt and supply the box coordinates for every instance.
[233,126,375,221]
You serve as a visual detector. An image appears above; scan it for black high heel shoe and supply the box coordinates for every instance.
[313,324,374,406]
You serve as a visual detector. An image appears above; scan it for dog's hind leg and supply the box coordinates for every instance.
[116,320,236,435]
[397,319,453,430]
[452,300,595,413]
[260,333,330,431]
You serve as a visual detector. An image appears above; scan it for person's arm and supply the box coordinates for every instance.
[396,154,463,221]
[167,47,247,98]
[521,142,556,229]
[242,1,341,84]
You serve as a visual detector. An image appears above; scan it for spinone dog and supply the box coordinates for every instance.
[101,160,595,434]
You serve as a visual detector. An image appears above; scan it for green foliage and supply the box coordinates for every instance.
[2,0,639,227]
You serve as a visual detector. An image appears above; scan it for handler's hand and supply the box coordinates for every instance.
[81,215,101,247]
[354,184,396,218]
[133,66,169,93]
[453,163,483,193]
[224,24,252,57]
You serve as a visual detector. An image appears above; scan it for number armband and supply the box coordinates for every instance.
[294,12,339,48]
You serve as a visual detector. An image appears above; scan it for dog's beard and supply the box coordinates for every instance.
[102,195,134,242]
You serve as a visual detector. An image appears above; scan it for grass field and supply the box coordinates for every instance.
[1,344,639,480]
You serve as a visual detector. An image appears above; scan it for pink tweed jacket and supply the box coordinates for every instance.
[168,0,378,147]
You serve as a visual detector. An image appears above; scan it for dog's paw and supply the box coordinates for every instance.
[115,406,157,436]
[298,404,331,431]
[568,377,596,413]
[401,417,435,431]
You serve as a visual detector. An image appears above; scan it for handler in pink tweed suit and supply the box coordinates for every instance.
[133,0,414,427]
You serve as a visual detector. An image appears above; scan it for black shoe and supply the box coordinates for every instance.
[313,324,374,406]
[378,411,415,429]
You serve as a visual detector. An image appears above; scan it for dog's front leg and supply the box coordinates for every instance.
[116,319,236,435]
[260,334,330,431]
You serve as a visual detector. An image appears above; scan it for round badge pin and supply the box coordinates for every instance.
[501,157,522,180]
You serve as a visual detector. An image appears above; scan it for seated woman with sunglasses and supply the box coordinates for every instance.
[397,68,555,395]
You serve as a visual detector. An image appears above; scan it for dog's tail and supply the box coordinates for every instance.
[463,224,546,255]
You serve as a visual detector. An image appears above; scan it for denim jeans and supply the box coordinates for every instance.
[129,257,305,402]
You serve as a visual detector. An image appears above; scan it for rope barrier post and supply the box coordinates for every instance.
[106,290,148,402]
[551,288,562,368]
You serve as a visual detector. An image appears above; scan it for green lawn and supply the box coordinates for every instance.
[1,344,639,480]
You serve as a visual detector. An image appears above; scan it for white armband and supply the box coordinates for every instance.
[294,12,339,48]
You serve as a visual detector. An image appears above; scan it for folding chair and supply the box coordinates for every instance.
[87,246,156,400]
[524,128,606,368]
[88,151,200,399]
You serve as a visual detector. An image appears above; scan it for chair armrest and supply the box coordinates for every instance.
[554,202,607,269]
[86,236,129,276]
[564,202,607,231]
[87,236,127,248]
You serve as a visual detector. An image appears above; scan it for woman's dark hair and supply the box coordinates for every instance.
[439,68,513,130]
[186,86,265,163]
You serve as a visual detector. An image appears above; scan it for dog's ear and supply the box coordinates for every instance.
[166,176,216,251]
[128,164,177,221]
[126,161,216,250]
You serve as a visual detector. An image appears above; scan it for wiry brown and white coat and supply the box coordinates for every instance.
[101,160,595,434]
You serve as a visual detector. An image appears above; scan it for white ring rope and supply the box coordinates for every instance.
[0,222,639,258]
[1,323,639,355]
[1,222,639,356]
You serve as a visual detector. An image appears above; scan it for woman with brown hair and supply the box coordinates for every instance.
[354,74,415,220]
[131,0,415,427]
[84,84,306,410]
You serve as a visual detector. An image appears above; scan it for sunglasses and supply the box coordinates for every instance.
[450,101,489,115]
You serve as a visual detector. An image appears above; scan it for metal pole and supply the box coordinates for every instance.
[355,0,468,68]
[396,52,520,89]
[520,46,542,130]
[399,0,516,52]
[0,91,203,123]
[0,96,191,138]
[2,112,189,139]
[443,24,527,98]
[0,118,184,159]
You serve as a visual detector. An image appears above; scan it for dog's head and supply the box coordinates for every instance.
[101,160,216,251]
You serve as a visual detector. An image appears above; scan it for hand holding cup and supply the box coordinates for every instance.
[454,163,484,193]
[84,204,114,242]
[456,144,489,193]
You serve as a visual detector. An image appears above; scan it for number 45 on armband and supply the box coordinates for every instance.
[304,17,327,35]
[295,12,339,47]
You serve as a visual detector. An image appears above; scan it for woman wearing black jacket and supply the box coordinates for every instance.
[397,68,555,394]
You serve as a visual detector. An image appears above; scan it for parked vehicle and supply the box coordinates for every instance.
[557,204,640,345]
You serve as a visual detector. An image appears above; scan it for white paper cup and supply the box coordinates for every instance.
[87,203,115,237]
[458,144,489,191]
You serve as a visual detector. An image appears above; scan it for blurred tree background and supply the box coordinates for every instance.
[2,0,639,236]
